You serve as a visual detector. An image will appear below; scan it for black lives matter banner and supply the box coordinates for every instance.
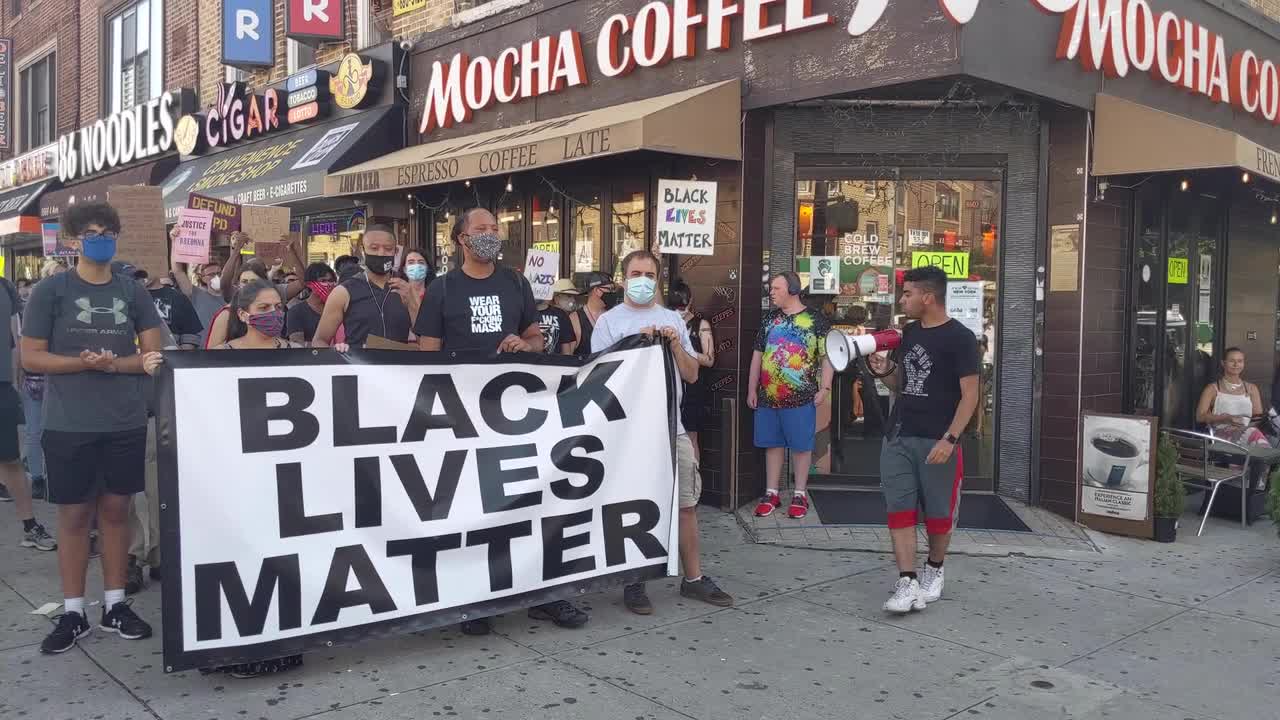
[156,340,678,672]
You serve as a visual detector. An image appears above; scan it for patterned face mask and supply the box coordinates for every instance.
[466,233,502,262]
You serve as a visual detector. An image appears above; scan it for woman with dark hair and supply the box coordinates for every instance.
[394,249,432,340]
[286,263,338,344]
[667,281,715,460]
[203,253,276,348]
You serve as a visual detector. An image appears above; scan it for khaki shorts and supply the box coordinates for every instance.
[676,433,703,509]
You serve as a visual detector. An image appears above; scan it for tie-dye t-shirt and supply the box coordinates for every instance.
[753,308,831,408]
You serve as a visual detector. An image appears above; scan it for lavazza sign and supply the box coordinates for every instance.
[58,91,185,182]
[420,0,1280,133]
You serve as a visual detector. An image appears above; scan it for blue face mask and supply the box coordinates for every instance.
[405,264,428,282]
[625,276,657,305]
[81,233,117,263]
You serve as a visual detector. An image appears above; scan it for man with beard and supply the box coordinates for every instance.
[313,225,412,347]
[416,207,591,636]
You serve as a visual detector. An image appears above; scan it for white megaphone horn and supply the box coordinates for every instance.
[826,328,901,373]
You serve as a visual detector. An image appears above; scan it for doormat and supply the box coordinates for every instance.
[808,489,1032,533]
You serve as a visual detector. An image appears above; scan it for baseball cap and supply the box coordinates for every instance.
[582,272,614,291]
[550,278,580,295]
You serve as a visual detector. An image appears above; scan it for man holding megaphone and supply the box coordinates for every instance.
[868,265,979,615]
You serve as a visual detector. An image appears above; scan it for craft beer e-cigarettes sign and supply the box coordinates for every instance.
[420,0,1280,134]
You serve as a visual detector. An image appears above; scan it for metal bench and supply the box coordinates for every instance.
[1161,428,1249,536]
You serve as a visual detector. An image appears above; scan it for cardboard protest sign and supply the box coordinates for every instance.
[656,179,716,256]
[173,209,214,265]
[523,248,559,301]
[187,193,241,238]
[241,205,292,265]
[155,339,679,672]
[108,185,167,276]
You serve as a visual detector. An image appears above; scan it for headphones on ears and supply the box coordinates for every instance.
[781,271,801,296]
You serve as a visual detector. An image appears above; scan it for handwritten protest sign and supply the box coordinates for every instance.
[524,248,559,301]
[655,179,716,256]
[187,193,241,237]
[109,185,167,275]
[173,209,214,265]
[241,205,292,265]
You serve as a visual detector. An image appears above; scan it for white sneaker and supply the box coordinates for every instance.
[883,577,925,614]
[919,565,945,603]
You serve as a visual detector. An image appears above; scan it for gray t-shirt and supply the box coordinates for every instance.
[591,302,695,436]
[22,270,163,432]
[0,278,17,384]
[190,287,224,348]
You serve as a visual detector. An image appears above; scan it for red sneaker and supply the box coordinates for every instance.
[754,492,782,517]
[787,493,810,519]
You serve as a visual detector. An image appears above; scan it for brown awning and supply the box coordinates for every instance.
[1092,94,1280,182]
[325,80,741,197]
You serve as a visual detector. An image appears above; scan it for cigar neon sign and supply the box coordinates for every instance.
[420,0,1280,134]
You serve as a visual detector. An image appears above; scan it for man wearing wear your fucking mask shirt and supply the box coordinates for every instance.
[313,225,413,347]
[21,202,165,655]
[416,208,594,636]
[590,250,734,616]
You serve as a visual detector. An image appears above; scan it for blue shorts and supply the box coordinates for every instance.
[754,404,817,452]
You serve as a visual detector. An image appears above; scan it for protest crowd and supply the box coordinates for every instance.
[0,198,975,681]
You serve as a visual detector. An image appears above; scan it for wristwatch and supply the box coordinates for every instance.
[943,433,959,445]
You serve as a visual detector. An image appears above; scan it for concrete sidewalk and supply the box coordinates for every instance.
[0,502,1277,720]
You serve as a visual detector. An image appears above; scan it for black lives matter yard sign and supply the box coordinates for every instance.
[155,340,679,671]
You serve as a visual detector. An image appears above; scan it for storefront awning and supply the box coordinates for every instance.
[160,107,403,222]
[0,181,52,235]
[41,160,176,221]
[325,80,741,197]
[1092,94,1280,183]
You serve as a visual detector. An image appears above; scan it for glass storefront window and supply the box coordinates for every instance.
[9,248,45,281]
[496,194,525,269]
[611,180,646,281]
[795,174,1002,490]
[570,188,602,281]
[530,190,563,263]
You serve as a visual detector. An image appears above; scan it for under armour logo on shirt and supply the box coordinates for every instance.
[76,297,127,325]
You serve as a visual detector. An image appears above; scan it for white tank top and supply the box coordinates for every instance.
[1213,386,1253,423]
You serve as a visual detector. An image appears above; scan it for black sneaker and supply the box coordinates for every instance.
[100,599,152,640]
[0,484,11,502]
[528,600,589,628]
[40,611,91,654]
[125,557,145,595]
[623,583,654,615]
[459,617,492,636]
[680,575,734,607]
[21,522,57,551]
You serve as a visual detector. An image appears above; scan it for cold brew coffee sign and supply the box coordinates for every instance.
[58,91,191,182]
[656,179,716,256]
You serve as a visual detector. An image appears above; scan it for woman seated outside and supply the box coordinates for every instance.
[1196,347,1271,490]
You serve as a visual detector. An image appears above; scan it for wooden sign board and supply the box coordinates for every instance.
[364,335,418,351]
[108,185,167,277]
[1077,412,1157,539]
[241,205,291,265]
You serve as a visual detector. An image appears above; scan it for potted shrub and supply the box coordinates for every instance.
[1153,435,1184,542]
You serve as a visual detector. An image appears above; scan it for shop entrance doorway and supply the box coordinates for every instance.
[795,169,1003,492]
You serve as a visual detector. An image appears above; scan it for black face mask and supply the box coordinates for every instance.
[365,254,395,275]
[600,290,623,309]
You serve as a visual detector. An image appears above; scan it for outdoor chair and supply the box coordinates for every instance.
[1162,428,1250,536]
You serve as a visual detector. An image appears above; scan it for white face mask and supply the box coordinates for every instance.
[208,276,221,292]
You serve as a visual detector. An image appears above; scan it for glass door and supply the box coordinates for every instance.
[796,169,1003,491]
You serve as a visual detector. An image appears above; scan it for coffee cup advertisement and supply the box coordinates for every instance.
[1080,413,1153,522]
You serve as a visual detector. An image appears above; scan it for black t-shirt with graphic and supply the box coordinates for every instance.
[893,318,980,440]
[415,267,538,352]
[149,286,203,346]
[539,307,577,354]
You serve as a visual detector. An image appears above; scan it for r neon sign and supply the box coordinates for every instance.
[420,0,1280,133]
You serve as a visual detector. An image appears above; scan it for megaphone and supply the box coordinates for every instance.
[826,329,901,373]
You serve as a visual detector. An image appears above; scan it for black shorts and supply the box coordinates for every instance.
[0,383,23,463]
[42,428,147,505]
